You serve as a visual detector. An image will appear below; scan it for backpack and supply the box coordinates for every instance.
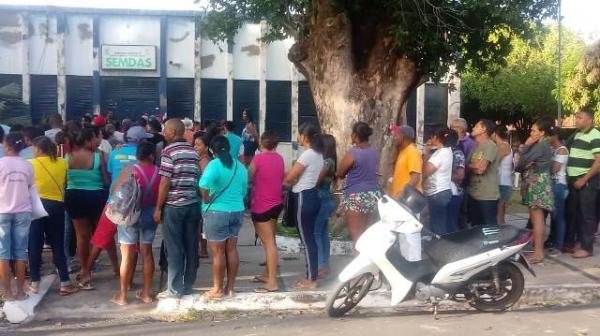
[105,165,143,226]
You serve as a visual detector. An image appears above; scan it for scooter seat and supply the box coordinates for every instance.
[424,225,526,268]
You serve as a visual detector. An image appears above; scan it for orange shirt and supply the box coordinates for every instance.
[390,143,423,197]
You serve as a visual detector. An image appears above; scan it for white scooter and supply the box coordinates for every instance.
[325,186,535,318]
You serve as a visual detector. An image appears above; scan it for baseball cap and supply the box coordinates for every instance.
[126,126,153,143]
[93,115,106,127]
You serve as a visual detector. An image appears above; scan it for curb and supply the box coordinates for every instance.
[154,283,600,319]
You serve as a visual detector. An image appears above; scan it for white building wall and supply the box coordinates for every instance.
[266,38,294,81]
[166,17,194,78]
[28,14,57,75]
[199,37,227,79]
[99,16,161,77]
[0,12,24,75]
[65,15,93,76]
[232,23,261,80]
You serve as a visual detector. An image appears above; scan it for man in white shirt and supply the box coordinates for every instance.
[44,114,63,143]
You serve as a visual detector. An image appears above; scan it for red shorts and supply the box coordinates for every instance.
[90,207,117,249]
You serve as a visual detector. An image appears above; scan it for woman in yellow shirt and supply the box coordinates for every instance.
[28,136,79,296]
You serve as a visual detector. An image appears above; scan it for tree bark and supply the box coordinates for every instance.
[288,2,422,182]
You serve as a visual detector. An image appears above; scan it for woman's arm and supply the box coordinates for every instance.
[284,162,306,186]
[336,151,353,178]
[422,161,438,179]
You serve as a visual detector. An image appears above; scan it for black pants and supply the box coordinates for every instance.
[565,176,599,253]
[29,199,70,283]
[291,188,320,281]
[467,195,498,226]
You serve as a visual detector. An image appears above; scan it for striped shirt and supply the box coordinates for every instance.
[567,128,600,177]
[160,140,200,207]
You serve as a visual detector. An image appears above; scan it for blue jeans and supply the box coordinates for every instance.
[467,195,498,226]
[29,200,69,283]
[314,194,337,269]
[162,203,200,296]
[0,212,32,261]
[427,190,452,234]
[551,183,568,250]
[446,193,464,233]
[291,188,320,281]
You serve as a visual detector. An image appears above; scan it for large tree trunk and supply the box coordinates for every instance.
[289,2,422,181]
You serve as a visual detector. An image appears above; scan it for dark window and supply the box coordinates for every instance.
[232,80,259,135]
[424,84,448,141]
[167,78,194,119]
[30,75,57,125]
[66,76,93,122]
[266,80,291,141]
[200,79,227,125]
[0,74,29,126]
[101,77,159,121]
[405,89,417,131]
[298,81,318,128]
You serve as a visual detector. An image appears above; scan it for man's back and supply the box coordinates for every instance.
[160,141,200,207]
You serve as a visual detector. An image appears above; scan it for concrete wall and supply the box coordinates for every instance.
[28,14,57,75]
[166,17,194,78]
[232,23,260,80]
[65,15,93,76]
[0,12,24,75]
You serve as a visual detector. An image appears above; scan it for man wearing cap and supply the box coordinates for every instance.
[389,125,423,199]
[83,126,154,286]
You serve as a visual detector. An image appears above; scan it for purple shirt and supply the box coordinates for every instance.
[251,152,285,214]
[345,146,380,195]
[0,156,34,214]
[458,135,476,159]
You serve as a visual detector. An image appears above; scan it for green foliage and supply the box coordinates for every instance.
[564,40,600,122]
[461,25,586,127]
[201,0,556,80]
[0,81,30,126]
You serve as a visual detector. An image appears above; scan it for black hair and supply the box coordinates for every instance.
[22,126,43,142]
[4,132,27,153]
[494,125,509,140]
[298,122,323,153]
[9,124,23,133]
[0,125,4,143]
[210,135,233,168]
[352,122,373,142]
[224,121,235,132]
[321,134,337,169]
[202,119,214,129]
[136,140,156,162]
[193,132,213,158]
[32,136,57,161]
[137,118,148,128]
[148,118,162,133]
[433,127,458,147]
[63,120,81,145]
[578,109,595,119]
[478,119,495,136]
[86,124,101,138]
[55,131,65,145]
[260,130,279,151]
[72,127,95,148]
[534,116,555,136]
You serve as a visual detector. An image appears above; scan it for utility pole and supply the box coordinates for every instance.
[557,0,563,126]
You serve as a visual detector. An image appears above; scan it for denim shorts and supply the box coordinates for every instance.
[203,211,244,242]
[0,212,32,261]
[117,207,157,245]
[499,185,512,201]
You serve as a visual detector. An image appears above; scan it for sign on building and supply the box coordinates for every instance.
[101,45,156,70]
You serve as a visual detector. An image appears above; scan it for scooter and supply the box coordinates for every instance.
[325,186,535,318]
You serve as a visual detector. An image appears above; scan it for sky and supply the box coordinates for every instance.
[1,0,599,44]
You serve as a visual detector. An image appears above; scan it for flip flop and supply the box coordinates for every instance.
[59,285,80,296]
[250,275,267,283]
[78,282,95,291]
[135,290,155,304]
[110,294,127,306]
[201,291,224,301]
[254,287,279,293]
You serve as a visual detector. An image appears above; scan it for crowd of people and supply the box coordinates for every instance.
[0,107,598,303]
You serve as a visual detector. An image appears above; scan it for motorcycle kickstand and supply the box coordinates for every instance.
[432,302,439,320]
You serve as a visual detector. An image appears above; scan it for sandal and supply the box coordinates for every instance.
[250,275,267,283]
[526,256,544,264]
[110,293,127,306]
[254,287,279,293]
[201,290,224,301]
[293,280,317,290]
[29,285,39,294]
[59,285,80,296]
[135,290,155,304]
[78,282,95,291]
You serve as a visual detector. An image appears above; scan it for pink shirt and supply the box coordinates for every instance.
[133,165,160,207]
[251,152,285,214]
[0,156,34,214]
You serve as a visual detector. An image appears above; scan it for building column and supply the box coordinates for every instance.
[290,67,299,143]
[159,17,168,117]
[20,13,30,105]
[447,74,461,125]
[226,40,234,121]
[415,84,426,146]
[193,18,202,122]
[56,14,67,120]
[92,16,101,115]
[258,20,267,134]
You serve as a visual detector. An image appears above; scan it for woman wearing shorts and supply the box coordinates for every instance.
[64,126,109,289]
[285,123,324,289]
[314,134,337,277]
[199,135,248,299]
[0,133,33,301]
[336,122,380,246]
[28,136,79,296]
[111,141,159,305]
[493,125,513,225]
[194,132,214,258]
[248,130,284,293]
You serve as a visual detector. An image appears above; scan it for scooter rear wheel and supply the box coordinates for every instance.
[326,273,375,317]
[469,262,525,312]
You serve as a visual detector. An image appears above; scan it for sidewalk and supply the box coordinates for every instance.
[26,213,600,323]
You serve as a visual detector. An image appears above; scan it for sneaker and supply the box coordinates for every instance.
[156,291,180,300]
[547,248,562,257]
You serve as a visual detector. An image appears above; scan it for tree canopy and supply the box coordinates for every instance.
[461,25,586,128]
[201,0,557,81]
[564,40,600,121]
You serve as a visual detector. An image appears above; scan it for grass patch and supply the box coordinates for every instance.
[276,217,350,241]
[506,189,528,214]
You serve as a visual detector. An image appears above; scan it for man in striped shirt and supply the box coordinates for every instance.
[154,119,201,298]
[565,110,600,258]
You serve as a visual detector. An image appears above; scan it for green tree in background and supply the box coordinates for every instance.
[200,0,556,175]
[564,40,600,122]
[461,25,586,129]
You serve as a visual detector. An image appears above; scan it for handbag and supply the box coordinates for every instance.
[281,186,295,227]
[30,186,49,220]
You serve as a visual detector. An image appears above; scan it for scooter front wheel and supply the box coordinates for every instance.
[325,273,375,317]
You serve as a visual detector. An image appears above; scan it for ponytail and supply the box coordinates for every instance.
[209,135,233,168]
[298,122,323,154]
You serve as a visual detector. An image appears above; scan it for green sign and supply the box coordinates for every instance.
[101,45,156,70]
